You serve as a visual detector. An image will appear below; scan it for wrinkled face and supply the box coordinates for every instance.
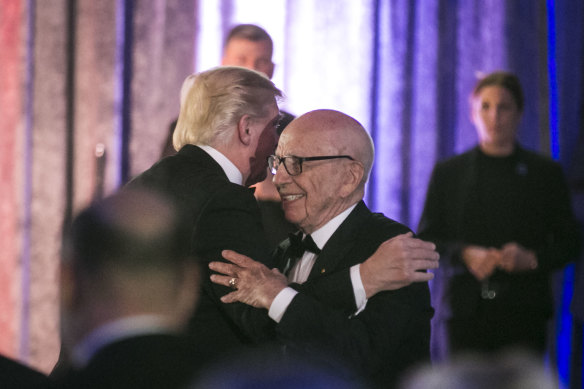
[471,85,521,151]
[222,38,274,79]
[245,100,280,186]
[273,128,350,233]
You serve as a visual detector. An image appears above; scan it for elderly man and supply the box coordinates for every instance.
[54,189,203,388]
[130,67,438,368]
[210,109,435,388]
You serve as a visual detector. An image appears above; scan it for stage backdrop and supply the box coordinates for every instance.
[1,0,582,385]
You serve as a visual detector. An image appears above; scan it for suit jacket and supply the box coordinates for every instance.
[418,145,581,320]
[0,355,49,389]
[52,334,206,389]
[127,145,275,357]
[273,201,433,388]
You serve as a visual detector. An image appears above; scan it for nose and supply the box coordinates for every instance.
[493,106,503,120]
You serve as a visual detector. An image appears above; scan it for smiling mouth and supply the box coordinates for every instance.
[280,194,304,202]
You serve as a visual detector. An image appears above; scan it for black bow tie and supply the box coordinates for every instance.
[288,232,321,258]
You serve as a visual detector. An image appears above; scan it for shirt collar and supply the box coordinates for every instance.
[309,203,358,250]
[198,144,243,185]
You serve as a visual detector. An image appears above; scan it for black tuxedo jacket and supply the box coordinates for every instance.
[273,201,433,388]
[128,145,276,357]
[52,334,206,389]
[418,146,581,320]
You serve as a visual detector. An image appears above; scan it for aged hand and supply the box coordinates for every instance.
[360,232,440,298]
[498,242,538,272]
[461,245,501,281]
[209,250,288,309]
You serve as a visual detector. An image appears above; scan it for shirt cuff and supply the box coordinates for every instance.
[351,264,368,315]
[268,287,299,323]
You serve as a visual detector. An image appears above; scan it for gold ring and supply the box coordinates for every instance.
[228,277,238,289]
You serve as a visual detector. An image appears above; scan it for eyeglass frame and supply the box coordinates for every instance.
[268,154,355,176]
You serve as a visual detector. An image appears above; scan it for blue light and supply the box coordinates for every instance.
[547,1,572,387]
[547,0,560,161]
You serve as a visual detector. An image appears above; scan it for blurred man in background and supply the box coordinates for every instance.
[53,189,204,388]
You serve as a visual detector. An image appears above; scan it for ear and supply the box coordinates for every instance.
[266,61,275,79]
[339,161,364,198]
[237,115,253,146]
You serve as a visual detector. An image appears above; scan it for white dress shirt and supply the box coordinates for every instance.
[269,203,368,322]
[197,144,243,185]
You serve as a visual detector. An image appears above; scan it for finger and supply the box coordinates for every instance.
[409,271,435,283]
[497,255,510,268]
[271,268,284,276]
[222,250,257,267]
[220,291,240,303]
[473,270,487,281]
[406,238,436,251]
[409,248,440,261]
[210,274,237,288]
[384,232,413,245]
[209,261,237,276]
[498,263,511,272]
[412,259,440,271]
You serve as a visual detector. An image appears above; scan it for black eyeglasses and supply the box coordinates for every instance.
[268,154,355,176]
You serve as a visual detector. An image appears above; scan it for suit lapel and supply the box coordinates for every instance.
[307,201,370,280]
[279,231,303,275]
[273,232,297,273]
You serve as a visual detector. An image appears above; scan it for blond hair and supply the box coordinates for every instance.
[173,66,282,150]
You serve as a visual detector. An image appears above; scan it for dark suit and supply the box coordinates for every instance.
[418,145,580,357]
[52,334,206,389]
[128,145,275,358]
[0,355,49,389]
[273,201,433,388]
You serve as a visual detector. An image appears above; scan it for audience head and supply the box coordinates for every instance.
[60,189,200,351]
[173,66,282,186]
[221,24,275,79]
[272,109,373,233]
[193,345,365,389]
[400,350,556,389]
[470,71,524,156]
[471,71,524,112]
